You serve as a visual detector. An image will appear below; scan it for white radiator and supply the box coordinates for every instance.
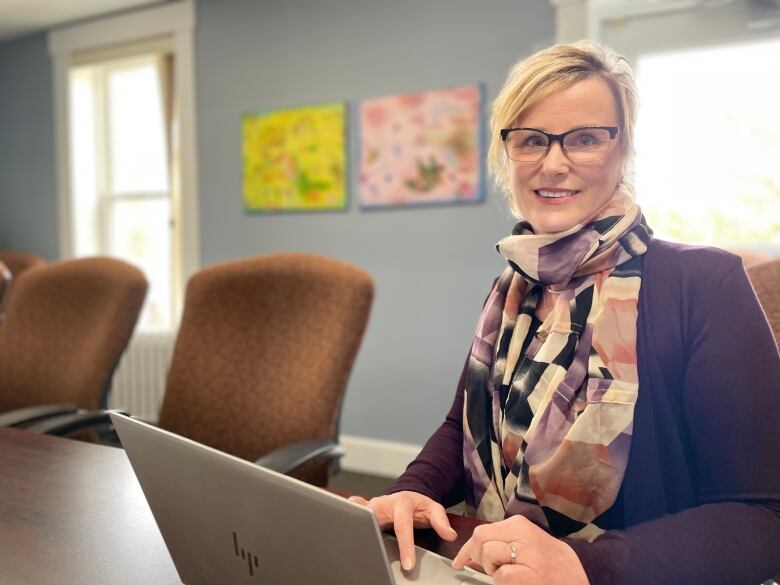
[108,332,176,421]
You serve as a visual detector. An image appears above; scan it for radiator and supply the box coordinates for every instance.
[108,332,176,421]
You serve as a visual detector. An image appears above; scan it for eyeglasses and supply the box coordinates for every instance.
[500,126,619,164]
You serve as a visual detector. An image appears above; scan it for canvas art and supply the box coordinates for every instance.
[242,102,347,212]
[359,85,482,208]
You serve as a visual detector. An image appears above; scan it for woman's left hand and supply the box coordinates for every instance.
[451,515,590,585]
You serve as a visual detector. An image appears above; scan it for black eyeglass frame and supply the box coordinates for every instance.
[500,126,620,163]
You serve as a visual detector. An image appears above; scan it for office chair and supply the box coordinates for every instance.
[35,253,374,487]
[0,257,147,428]
[727,247,771,269]
[747,258,780,346]
[0,261,10,323]
[0,249,46,322]
[0,249,47,276]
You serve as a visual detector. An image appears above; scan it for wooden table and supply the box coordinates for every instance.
[0,427,183,585]
[0,427,480,584]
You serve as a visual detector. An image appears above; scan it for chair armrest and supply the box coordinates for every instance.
[0,404,78,427]
[23,409,120,436]
[254,439,345,475]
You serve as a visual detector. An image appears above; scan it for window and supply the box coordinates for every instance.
[634,39,780,247]
[571,0,780,249]
[70,53,177,330]
[49,1,199,337]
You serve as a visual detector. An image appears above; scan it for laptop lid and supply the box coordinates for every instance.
[111,413,491,585]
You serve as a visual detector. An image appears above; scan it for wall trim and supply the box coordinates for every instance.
[48,2,194,56]
[340,434,422,478]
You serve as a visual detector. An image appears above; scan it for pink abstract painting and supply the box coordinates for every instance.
[359,85,483,208]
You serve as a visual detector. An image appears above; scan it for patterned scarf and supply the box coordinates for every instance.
[462,192,652,540]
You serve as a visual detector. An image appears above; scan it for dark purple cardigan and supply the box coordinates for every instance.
[387,240,780,585]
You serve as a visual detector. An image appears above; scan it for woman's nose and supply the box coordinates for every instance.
[540,141,570,175]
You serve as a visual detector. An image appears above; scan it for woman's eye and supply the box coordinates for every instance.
[574,134,596,146]
[567,130,611,150]
[521,135,547,149]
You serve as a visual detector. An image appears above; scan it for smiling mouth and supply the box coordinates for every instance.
[535,189,580,199]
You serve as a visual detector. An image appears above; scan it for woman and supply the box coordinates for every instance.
[351,41,780,585]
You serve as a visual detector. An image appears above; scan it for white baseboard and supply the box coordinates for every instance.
[340,434,422,478]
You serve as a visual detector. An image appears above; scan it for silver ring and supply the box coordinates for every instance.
[508,542,518,564]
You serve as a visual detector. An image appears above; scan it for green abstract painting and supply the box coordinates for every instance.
[242,102,347,212]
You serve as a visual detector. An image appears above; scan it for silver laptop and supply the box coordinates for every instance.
[111,413,492,585]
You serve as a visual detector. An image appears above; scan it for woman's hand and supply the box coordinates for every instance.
[348,491,457,571]
[451,515,589,585]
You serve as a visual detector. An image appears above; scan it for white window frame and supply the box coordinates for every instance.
[552,0,780,47]
[48,0,199,325]
[549,0,780,252]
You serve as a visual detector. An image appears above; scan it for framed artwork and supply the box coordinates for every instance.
[242,102,347,212]
[358,84,483,209]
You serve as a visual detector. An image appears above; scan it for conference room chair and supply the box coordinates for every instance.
[0,249,46,322]
[727,247,772,269]
[35,253,375,487]
[747,258,780,346]
[0,261,10,323]
[0,257,147,428]
[0,249,47,276]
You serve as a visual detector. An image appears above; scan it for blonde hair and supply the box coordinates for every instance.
[488,40,638,214]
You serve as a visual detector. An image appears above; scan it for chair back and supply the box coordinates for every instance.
[0,250,47,277]
[0,261,10,321]
[727,247,771,269]
[0,250,46,317]
[747,258,780,346]
[0,257,147,412]
[158,253,374,485]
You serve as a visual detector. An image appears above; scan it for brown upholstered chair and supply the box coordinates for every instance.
[0,257,147,427]
[0,250,46,321]
[37,253,374,487]
[0,249,47,277]
[160,253,374,486]
[747,258,780,346]
[0,261,10,323]
[727,247,772,269]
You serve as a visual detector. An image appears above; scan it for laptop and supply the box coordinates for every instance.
[111,413,492,585]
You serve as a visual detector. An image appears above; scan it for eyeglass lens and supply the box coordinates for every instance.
[505,128,614,163]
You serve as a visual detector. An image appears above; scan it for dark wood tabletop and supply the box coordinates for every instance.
[0,427,481,585]
[0,426,181,585]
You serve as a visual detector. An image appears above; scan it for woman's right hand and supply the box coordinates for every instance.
[349,491,457,571]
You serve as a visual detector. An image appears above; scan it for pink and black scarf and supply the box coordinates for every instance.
[462,192,652,540]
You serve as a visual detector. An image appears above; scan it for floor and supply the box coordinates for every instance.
[328,470,466,515]
[328,469,395,498]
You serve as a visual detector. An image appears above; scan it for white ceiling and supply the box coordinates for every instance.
[0,0,165,43]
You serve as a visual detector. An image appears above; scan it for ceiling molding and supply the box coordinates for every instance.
[0,0,166,43]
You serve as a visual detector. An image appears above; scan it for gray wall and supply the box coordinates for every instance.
[0,33,58,258]
[194,0,555,443]
[0,0,555,444]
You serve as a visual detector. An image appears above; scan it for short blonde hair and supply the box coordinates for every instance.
[488,40,638,213]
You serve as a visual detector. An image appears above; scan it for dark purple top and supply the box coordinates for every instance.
[387,240,780,585]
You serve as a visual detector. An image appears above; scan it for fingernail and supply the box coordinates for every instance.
[402,558,413,571]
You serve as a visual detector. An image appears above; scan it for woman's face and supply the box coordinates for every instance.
[508,77,623,234]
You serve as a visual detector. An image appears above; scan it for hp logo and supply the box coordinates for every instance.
[233,532,259,577]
